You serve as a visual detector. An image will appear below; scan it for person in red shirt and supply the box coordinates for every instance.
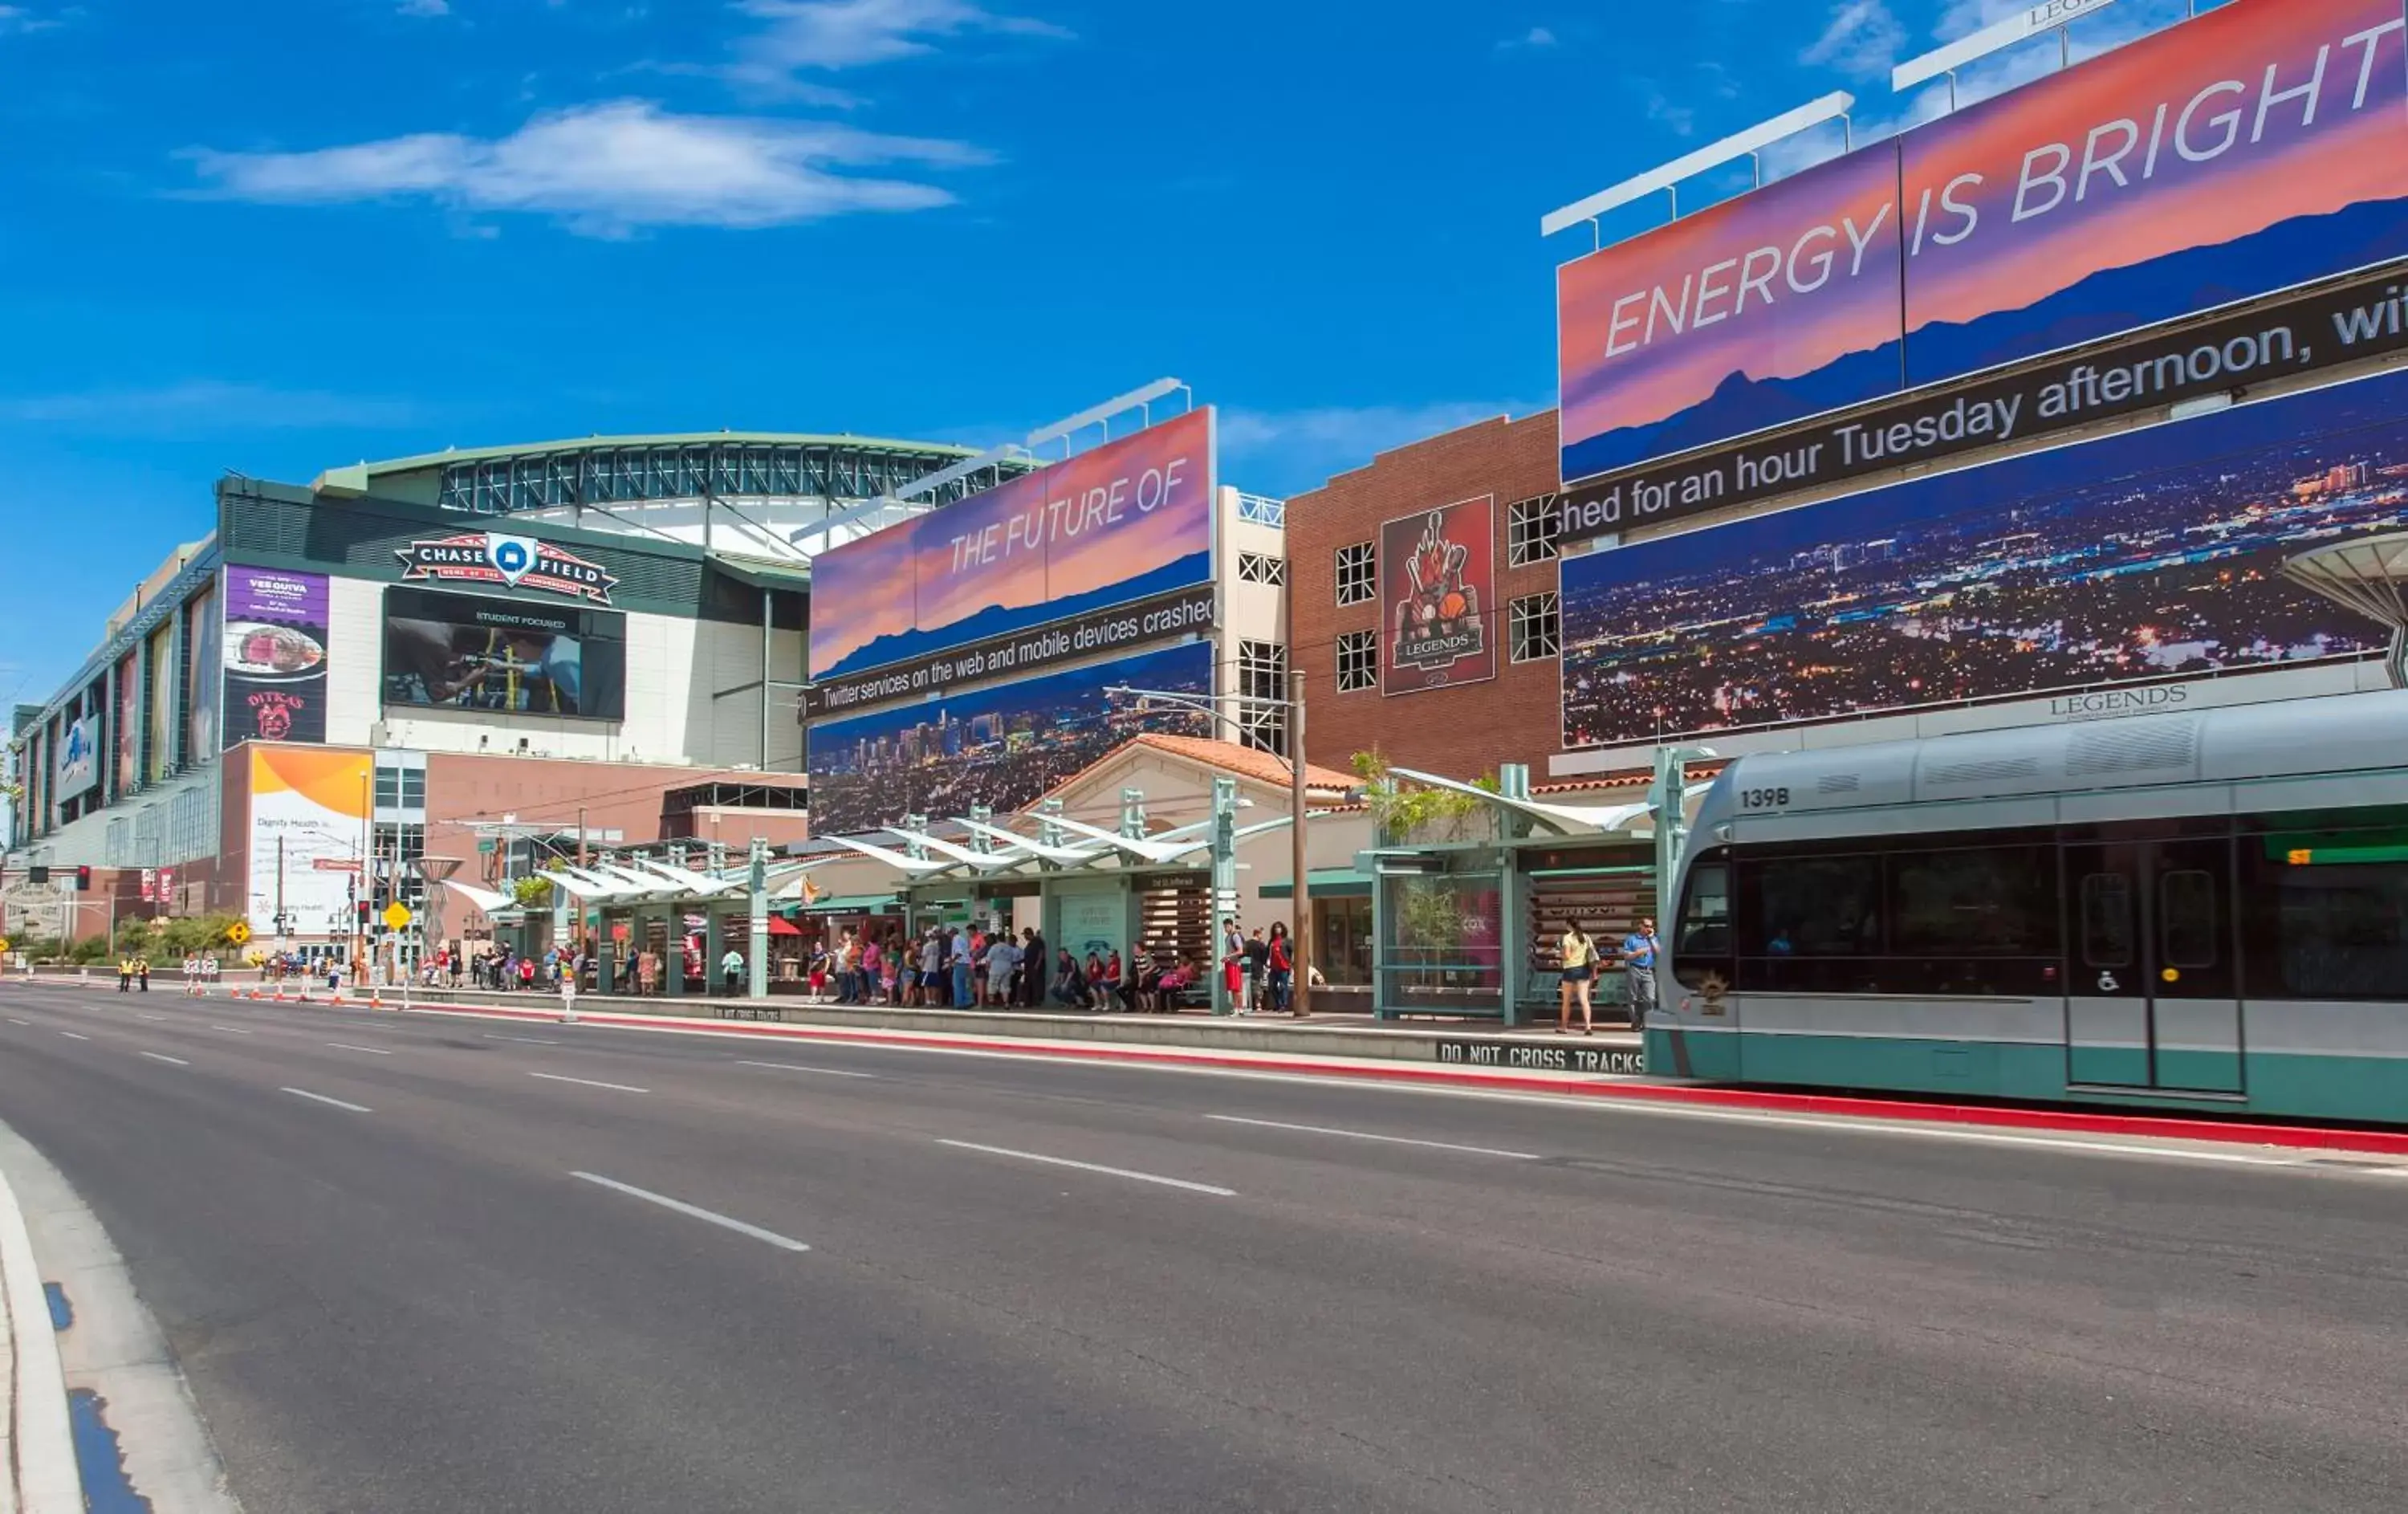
[1267,922,1296,1015]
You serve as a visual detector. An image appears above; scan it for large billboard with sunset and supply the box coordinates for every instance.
[1558,366,2408,751]
[807,408,1216,706]
[1556,0,2408,488]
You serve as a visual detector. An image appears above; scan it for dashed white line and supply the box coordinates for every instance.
[325,1042,392,1056]
[484,1034,560,1046]
[735,1060,879,1080]
[7,1017,32,1026]
[1205,1113,1541,1160]
[138,1014,168,1022]
[529,1072,649,1095]
[570,1171,809,1251]
[58,1032,90,1041]
[209,1025,252,1036]
[280,1087,372,1114]
[935,1139,1236,1196]
[140,1052,190,1067]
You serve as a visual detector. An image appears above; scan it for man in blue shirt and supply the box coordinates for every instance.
[1622,917,1660,1029]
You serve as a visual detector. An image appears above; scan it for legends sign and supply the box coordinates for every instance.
[1435,1037,1645,1075]
[802,581,1218,718]
[1556,265,2408,544]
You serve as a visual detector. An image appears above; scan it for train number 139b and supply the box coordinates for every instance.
[1739,787,1792,810]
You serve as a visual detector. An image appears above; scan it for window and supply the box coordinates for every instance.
[1745,854,1883,959]
[1335,542,1376,606]
[1510,592,1560,663]
[1336,629,1378,693]
[2244,836,2408,1001]
[1313,895,1373,987]
[374,765,426,810]
[2158,870,2218,970]
[1672,854,1732,987]
[1238,551,1287,587]
[1507,493,1560,567]
[1886,847,2056,957]
[2079,873,2133,968]
[1238,641,1288,757]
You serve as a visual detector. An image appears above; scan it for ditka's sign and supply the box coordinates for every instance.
[395,532,619,604]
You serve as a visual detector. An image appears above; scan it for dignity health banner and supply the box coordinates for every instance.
[1556,0,2408,486]
[808,407,1214,688]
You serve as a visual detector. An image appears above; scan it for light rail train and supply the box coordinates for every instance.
[1653,690,2408,1124]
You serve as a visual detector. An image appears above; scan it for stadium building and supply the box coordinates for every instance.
[1,431,1046,962]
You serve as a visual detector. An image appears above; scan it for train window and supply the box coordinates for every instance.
[1674,857,1731,989]
[2159,870,2218,970]
[1747,854,1881,958]
[2079,874,2133,969]
[1888,847,2056,957]
[2243,846,2408,1001]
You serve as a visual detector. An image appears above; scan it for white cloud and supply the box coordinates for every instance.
[1644,90,1696,137]
[1219,401,1540,494]
[179,100,990,235]
[0,4,64,33]
[0,381,425,433]
[1496,25,1556,51]
[733,0,1068,74]
[397,0,451,16]
[1800,0,1907,80]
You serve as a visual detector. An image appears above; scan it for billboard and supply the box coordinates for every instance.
[1381,496,1499,697]
[381,585,628,721]
[807,408,1215,695]
[1556,0,2408,489]
[223,567,330,746]
[55,712,99,799]
[146,625,174,782]
[807,639,1214,837]
[187,581,221,765]
[112,653,139,796]
[1560,365,2408,751]
[246,745,370,940]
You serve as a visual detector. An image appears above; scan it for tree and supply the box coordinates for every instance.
[511,877,555,910]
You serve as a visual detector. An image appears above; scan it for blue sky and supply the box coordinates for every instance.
[0,0,2201,702]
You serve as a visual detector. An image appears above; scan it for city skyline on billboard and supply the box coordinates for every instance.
[1560,364,2408,751]
[807,407,1215,688]
[1556,0,2408,487]
[807,639,1214,837]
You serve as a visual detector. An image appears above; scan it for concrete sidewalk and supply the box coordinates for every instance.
[0,1131,82,1514]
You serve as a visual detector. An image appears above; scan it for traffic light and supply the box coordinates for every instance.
[74,865,92,893]
[356,901,372,926]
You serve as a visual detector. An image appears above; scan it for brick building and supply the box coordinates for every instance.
[1287,409,1584,784]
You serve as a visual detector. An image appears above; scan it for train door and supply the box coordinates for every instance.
[2064,839,2243,1094]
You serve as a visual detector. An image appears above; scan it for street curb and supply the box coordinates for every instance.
[0,1150,81,1514]
[316,994,2408,1159]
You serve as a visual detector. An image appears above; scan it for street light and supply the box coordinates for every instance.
[1105,672,1316,1018]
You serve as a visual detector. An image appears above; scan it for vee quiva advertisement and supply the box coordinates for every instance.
[1556,0,2408,486]
[1381,496,1498,697]
[807,408,1215,699]
[222,567,331,745]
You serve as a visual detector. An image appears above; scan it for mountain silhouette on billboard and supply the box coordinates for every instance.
[1560,196,2408,484]
[818,549,1211,682]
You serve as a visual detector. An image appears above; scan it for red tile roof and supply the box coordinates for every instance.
[1125,733,1359,795]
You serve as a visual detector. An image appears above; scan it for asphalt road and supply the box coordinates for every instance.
[2,977,2405,1513]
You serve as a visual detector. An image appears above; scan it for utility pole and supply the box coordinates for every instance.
[275,836,288,950]
[1290,667,1312,1018]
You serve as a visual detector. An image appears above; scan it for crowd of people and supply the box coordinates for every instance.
[791,914,1309,1015]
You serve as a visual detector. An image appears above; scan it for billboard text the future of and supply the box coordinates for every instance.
[807,408,1216,711]
[1556,0,2408,491]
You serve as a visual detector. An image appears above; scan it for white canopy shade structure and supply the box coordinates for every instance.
[953,816,1108,866]
[539,866,650,902]
[1389,767,1706,838]
[623,856,745,897]
[881,827,1035,872]
[819,834,956,876]
[768,858,842,901]
[2284,531,2408,688]
[1039,811,1202,865]
[441,877,519,916]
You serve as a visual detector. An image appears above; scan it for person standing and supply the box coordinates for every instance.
[1020,926,1046,1007]
[919,928,945,1008]
[720,944,744,995]
[1243,927,1269,1013]
[118,954,133,992]
[949,927,973,1008]
[860,932,884,1006]
[1265,923,1294,1015]
[1622,917,1662,1030]
[985,932,1020,1007]
[1220,917,1247,1015]
[1558,921,1597,1035]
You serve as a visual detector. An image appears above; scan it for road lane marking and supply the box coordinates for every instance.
[1205,1113,1540,1160]
[280,1087,372,1113]
[325,1043,392,1056]
[569,1172,809,1251]
[209,1026,252,1036]
[735,1060,879,1080]
[140,1052,190,1067]
[935,1139,1235,1196]
[58,1032,89,1041]
[7,1018,31,1026]
[529,1072,649,1095]
[138,1015,168,1022]
[484,1034,560,1046]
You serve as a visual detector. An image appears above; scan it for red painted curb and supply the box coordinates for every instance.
[325,995,2408,1158]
